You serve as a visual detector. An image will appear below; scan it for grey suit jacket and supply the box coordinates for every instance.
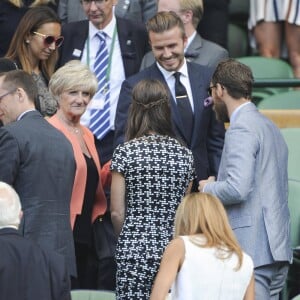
[140,33,228,71]
[115,0,157,23]
[205,102,292,267]
[0,111,77,276]
[58,0,87,24]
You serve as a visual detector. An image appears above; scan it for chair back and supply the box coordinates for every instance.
[71,289,116,300]
[257,90,300,109]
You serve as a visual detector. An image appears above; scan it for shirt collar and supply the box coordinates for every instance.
[230,101,251,123]
[185,31,196,52]
[17,109,36,121]
[89,16,116,40]
[156,58,189,81]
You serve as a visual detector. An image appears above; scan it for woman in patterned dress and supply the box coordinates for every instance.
[110,79,195,299]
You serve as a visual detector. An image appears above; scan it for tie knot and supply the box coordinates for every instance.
[96,31,106,42]
[173,72,181,81]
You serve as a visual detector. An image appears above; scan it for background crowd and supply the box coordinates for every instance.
[0,0,298,299]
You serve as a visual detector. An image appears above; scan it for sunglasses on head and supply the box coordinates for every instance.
[32,31,64,48]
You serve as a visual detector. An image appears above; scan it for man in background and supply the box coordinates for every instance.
[58,0,150,164]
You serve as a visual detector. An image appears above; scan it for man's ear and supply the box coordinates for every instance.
[16,88,27,103]
[181,10,193,25]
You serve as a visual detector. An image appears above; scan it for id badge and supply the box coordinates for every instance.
[89,96,105,110]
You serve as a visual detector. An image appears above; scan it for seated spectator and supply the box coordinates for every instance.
[0,181,71,300]
[110,78,194,299]
[150,192,255,300]
[5,6,62,117]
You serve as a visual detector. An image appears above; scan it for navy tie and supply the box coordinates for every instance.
[89,31,110,140]
[173,72,194,143]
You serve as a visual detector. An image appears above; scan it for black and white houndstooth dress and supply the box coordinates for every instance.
[111,134,194,300]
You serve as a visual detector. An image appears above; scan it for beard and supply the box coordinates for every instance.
[213,101,229,123]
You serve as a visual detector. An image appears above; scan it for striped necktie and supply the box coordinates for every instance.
[89,31,110,140]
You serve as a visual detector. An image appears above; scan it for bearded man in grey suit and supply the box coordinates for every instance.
[199,59,292,299]
[0,70,76,278]
[140,0,228,70]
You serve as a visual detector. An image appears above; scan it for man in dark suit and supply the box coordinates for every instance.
[0,181,71,300]
[114,11,225,184]
[0,70,77,278]
[58,0,150,164]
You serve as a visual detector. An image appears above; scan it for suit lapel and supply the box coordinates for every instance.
[70,21,89,60]
[116,18,138,77]
[188,63,205,146]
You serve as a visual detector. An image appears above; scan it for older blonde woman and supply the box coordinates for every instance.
[48,60,107,289]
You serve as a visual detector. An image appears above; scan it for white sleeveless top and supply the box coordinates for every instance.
[171,235,253,300]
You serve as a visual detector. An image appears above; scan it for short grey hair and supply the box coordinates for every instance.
[0,182,22,229]
[49,60,98,101]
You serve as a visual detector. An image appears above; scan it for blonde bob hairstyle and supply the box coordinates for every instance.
[49,60,98,101]
[174,192,243,270]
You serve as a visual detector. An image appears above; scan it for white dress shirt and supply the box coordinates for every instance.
[80,16,125,130]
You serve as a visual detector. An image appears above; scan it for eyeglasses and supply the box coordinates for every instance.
[0,89,17,102]
[81,0,108,6]
[32,32,64,48]
[207,85,216,97]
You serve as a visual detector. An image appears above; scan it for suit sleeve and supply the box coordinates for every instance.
[207,109,225,177]
[113,79,134,149]
[205,125,258,205]
[141,0,157,22]
[48,252,71,300]
[57,0,68,24]
[0,128,20,185]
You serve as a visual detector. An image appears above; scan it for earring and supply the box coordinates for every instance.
[25,40,30,44]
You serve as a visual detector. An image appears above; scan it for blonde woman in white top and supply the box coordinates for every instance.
[150,193,255,300]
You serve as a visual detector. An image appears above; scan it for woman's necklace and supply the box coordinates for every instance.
[57,114,81,135]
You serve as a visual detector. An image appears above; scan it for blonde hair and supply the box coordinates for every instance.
[8,0,56,8]
[174,193,243,269]
[179,0,203,28]
[49,60,98,100]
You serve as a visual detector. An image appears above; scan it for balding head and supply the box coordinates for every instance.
[0,182,22,229]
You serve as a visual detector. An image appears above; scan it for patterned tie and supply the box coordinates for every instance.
[173,72,194,143]
[89,31,110,140]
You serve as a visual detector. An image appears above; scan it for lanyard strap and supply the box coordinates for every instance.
[86,25,117,82]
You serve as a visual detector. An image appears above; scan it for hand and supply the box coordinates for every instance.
[198,176,215,192]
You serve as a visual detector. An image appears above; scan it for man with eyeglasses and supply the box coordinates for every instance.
[140,0,228,71]
[58,0,150,165]
[114,11,225,189]
[0,70,77,280]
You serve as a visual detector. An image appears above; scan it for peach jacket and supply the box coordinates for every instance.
[48,115,107,229]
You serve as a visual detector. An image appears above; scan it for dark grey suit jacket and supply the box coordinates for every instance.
[58,18,150,78]
[140,33,228,71]
[115,0,157,23]
[0,228,71,300]
[0,111,76,276]
[114,62,225,181]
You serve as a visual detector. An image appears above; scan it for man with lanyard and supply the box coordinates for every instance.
[58,0,150,164]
